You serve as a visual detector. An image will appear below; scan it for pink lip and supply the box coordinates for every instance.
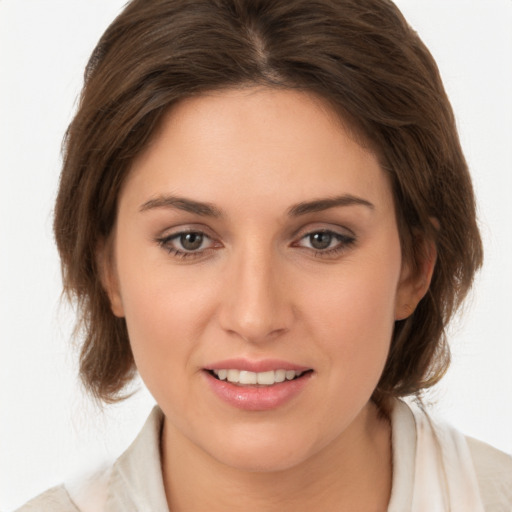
[203,359,313,411]
[204,358,310,373]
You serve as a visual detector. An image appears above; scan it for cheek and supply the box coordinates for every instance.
[113,232,214,388]
[120,274,217,416]
[306,279,395,354]
[122,276,209,343]
[299,244,401,375]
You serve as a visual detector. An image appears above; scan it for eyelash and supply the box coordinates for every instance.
[155,229,356,260]
[156,230,217,260]
[295,230,356,258]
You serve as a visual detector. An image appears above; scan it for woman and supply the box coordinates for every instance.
[16,0,512,510]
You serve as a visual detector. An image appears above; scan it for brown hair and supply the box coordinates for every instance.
[54,0,483,405]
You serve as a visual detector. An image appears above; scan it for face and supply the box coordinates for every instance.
[105,87,423,472]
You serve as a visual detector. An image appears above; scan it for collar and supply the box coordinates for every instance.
[100,400,484,511]
[106,406,169,512]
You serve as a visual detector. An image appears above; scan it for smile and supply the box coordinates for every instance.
[204,363,313,411]
[210,369,306,386]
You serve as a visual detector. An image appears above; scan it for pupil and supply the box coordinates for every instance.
[180,233,203,250]
[310,232,332,250]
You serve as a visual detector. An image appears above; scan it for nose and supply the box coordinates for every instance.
[218,244,293,344]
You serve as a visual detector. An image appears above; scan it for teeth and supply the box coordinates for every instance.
[285,370,296,380]
[239,370,257,385]
[212,369,304,385]
[257,370,275,385]
[227,369,239,382]
[275,369,286,383]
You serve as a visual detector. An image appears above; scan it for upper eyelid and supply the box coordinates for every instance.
[300,229,353,240]
[155,224,355,247]
[293,230,355,248]
[166,231,212,241]
[160,230,215,247]
[291,223,356,240]
[158,224,217,239]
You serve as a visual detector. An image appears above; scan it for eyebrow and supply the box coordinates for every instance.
[140,196,223,217]
[139,193,374,217]
[287,195,375,216]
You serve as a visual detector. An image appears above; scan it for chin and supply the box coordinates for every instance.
[200,423,322,473]
[214,445,310,473]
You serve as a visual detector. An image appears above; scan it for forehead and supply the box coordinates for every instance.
[122,87,393,217]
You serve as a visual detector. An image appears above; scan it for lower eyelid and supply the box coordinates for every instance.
[157,228,354,257]
[156,230,224,258]
[295,232,357,257]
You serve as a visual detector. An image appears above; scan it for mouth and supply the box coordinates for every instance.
[203,362,314,410]
[207,368,313,386]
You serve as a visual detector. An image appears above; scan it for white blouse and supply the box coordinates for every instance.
[17,400,512,511]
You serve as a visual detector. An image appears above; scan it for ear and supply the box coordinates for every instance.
[395,236,437,321]
[96,237,125,318]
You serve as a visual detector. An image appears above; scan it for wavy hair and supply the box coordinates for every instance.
[54,0,483,406]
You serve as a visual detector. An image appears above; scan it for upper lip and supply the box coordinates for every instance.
[204,358,311,373]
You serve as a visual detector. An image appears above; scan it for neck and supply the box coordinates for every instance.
[161,402,392,512]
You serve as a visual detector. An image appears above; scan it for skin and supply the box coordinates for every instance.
[102,87,433,511]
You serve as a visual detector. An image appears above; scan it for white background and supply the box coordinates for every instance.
[1,1,511,510]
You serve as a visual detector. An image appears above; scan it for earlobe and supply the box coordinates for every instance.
[395,237,437,321]
[96,238,125,318]
[106,282,125,318]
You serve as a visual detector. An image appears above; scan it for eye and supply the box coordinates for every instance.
[178,232,206,251]
[295,229,356,257]
[156,230,219,259]
[307,231,337,250]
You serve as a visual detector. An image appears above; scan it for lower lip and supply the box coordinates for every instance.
[204,371,312,411]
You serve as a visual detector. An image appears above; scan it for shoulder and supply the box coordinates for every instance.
[14,406,165,512]
[14,465,111,512]
[391,399,512,511]
[466,435,512,511]
[14,485,80,512]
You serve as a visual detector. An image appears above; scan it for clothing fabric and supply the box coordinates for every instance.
[16,400,512,511]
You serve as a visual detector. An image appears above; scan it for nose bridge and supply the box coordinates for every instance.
[220,238,291,342]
